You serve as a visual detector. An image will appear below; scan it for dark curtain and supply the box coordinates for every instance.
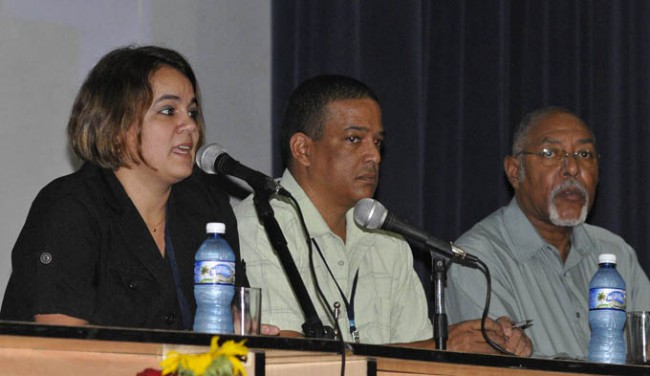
[271,1,650,301]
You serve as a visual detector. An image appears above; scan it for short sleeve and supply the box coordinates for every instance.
[8,191,100,320]
[388,241,433,343]
[235,199,307,332]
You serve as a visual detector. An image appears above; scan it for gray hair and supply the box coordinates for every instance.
[512,107,585,155]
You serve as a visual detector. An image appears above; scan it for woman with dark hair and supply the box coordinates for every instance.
[0,45,244,330]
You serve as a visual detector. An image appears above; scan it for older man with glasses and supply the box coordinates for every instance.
[446,106,650,360]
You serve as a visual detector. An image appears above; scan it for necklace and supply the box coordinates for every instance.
[146,216,166,233]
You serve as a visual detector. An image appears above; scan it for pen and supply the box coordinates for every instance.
[512,319,533,330]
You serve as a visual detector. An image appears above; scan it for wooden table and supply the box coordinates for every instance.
[0,321,645,375]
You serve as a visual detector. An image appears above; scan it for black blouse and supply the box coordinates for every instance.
[0,162,245,330]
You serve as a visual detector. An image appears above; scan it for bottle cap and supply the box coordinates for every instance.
[206,222,226,234]
[598,253,617,265]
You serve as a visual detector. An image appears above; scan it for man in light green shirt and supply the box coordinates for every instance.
[236,74,532,355]
[446,107,650,359]
[236,169,431,344]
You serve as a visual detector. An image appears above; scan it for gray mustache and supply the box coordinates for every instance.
[550,179,588,200]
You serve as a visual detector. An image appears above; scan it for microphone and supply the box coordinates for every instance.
[196,143,288,195]
[353,198,473,261]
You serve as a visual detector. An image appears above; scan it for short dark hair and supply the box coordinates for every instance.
[67,45,204,169]
[280,74,380,167]
[512,106,593,155]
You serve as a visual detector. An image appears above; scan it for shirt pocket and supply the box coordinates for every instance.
[92,266,159,327]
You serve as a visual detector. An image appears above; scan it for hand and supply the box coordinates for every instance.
[231,306,279,336]
[447,318,508,354]
[496,316,533,357]
[34,314,89,326]
[260,324,281,336]
[278,329,304,337]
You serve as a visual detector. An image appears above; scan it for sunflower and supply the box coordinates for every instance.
[161,336,248,376]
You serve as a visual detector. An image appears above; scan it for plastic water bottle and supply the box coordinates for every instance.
[588,253,626,364]
[193,222,235,333]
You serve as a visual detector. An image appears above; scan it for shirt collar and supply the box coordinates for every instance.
[565,224,592,269]
[504,197,591,265]
[82,162,129,214]
[503,198,545,262]
[279,169,370,245]
[279,169,333,238]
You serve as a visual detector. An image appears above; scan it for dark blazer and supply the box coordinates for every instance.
[0,162,244,330]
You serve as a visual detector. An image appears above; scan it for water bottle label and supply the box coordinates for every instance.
[194,260,235,285]
[589,287,626,311]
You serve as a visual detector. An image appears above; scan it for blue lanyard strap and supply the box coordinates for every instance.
[164,214,192,330]
[311,239,360,342]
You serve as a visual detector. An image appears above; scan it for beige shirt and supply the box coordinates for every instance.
[234,169,432,344]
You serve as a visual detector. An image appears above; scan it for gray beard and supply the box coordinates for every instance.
[548,179,589,227]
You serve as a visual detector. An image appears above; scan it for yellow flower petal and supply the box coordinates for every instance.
[209,336,221,352]
[180,352,213,374]
[161,336,249,376]
[161,352,180,375]
[214,339,248,358]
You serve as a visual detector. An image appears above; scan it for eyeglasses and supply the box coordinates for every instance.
[515,148,599,166]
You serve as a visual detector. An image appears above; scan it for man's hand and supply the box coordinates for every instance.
[447,318,508,354]
[278,329,304,337]
[496,316,533,357]
[446,317,533,357]
[260,324,281,336]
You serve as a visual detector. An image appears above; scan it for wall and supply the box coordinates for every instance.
[0,0,271,302]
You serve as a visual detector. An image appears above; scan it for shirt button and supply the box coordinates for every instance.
[338,260,345,266]
[128,280,141,290]
[163,312,176,325]
[39,252,53,264]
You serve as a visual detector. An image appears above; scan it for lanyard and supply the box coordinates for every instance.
[164,212,192,330]
[311,239,360,342]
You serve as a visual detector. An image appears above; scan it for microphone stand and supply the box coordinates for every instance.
[252,188,330,338]
[430,253,449,350]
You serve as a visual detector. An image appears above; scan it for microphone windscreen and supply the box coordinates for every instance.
[353,198,387,230]
[196,143,226,174]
